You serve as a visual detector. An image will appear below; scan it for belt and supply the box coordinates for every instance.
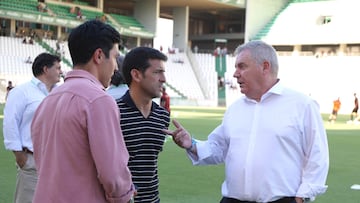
[220,197,295,203]
[23,147,33,154]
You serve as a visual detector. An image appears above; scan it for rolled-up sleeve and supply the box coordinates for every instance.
[88,96,134,203]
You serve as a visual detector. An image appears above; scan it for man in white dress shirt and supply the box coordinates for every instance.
[165,40,329,203]
[3,53,62,203]
[107,55,128,100]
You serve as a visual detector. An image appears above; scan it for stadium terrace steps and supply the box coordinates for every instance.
[165,53,204,100]
[0,0,153,38]
[109,14,146,30]
[0,0,47,16]
[38,39,73,68]
[0,36,46,78]
[252,2,289,41]
[253,0,329,40]
[47,4,77,19]
[252,0,359,45]
[0,36,72,82]
[0,0,105,21]
[192,53,239,104]
[72,0,90,6]
[46,3,105,20]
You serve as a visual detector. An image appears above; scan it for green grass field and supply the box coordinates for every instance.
[1,105,360,203]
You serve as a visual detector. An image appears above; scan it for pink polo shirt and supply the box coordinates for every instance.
[31,69,134,203]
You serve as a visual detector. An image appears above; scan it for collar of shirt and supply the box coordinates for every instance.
[107,84,128,90]
[64,69,105,91]
[107,84,117,90]
[121,90,156,111]
[31,77,50,96]
[244,79,283,103]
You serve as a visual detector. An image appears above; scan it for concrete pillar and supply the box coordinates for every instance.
[136,37,141,47]
[98,0,104,11]
[173,6,189,52]
[57,26,62,40]
[10,19,16,37]
[293,44,301,56]
[134,0,159,35]
[338,43,347,56]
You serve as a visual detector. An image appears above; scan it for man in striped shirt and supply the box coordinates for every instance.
[118,47,170,203]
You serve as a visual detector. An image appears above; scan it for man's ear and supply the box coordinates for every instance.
[42,66,48,74]
[262,61,271,74]
[94,48,103,64]
[130,68,142,83]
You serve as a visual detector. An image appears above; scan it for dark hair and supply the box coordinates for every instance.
[68,20,121,66]
[32,53,61,77]
[110,55,125,86]
[122,47,167,85]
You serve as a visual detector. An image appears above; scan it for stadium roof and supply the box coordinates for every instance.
[113,0,245,11]
[159,0,245,9]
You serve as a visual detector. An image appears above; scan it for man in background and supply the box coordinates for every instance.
[3,53,62,203]
[5,80,14,101]
[160,86,171,113]
[350,93,358,122]
[328,97,341,124]
[107,55,128,100]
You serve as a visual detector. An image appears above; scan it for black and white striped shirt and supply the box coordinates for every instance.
[117,91,170,203]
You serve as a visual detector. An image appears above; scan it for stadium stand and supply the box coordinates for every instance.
[109,14,146,31]
[253,0,360,46]
[0,36,72,99]
[0,0,237,105]
[1,0,360,111]
[0,0,45,16]
[165,53,204,100]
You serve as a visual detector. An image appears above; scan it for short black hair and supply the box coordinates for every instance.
[68,20,121,66]
[32,53,61,77]
[122,47,167,86]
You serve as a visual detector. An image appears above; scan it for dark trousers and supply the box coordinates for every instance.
[220,197,296,203]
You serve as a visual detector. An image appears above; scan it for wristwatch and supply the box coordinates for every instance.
[186,138,197,151]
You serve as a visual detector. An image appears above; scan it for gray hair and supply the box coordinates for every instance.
[234,40,279,76]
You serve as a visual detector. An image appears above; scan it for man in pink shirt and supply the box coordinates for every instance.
[31,20,135,203]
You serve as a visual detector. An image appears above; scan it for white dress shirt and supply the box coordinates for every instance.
[3,77,50,152]
[106,84,128,101]
[188,82,329,202]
